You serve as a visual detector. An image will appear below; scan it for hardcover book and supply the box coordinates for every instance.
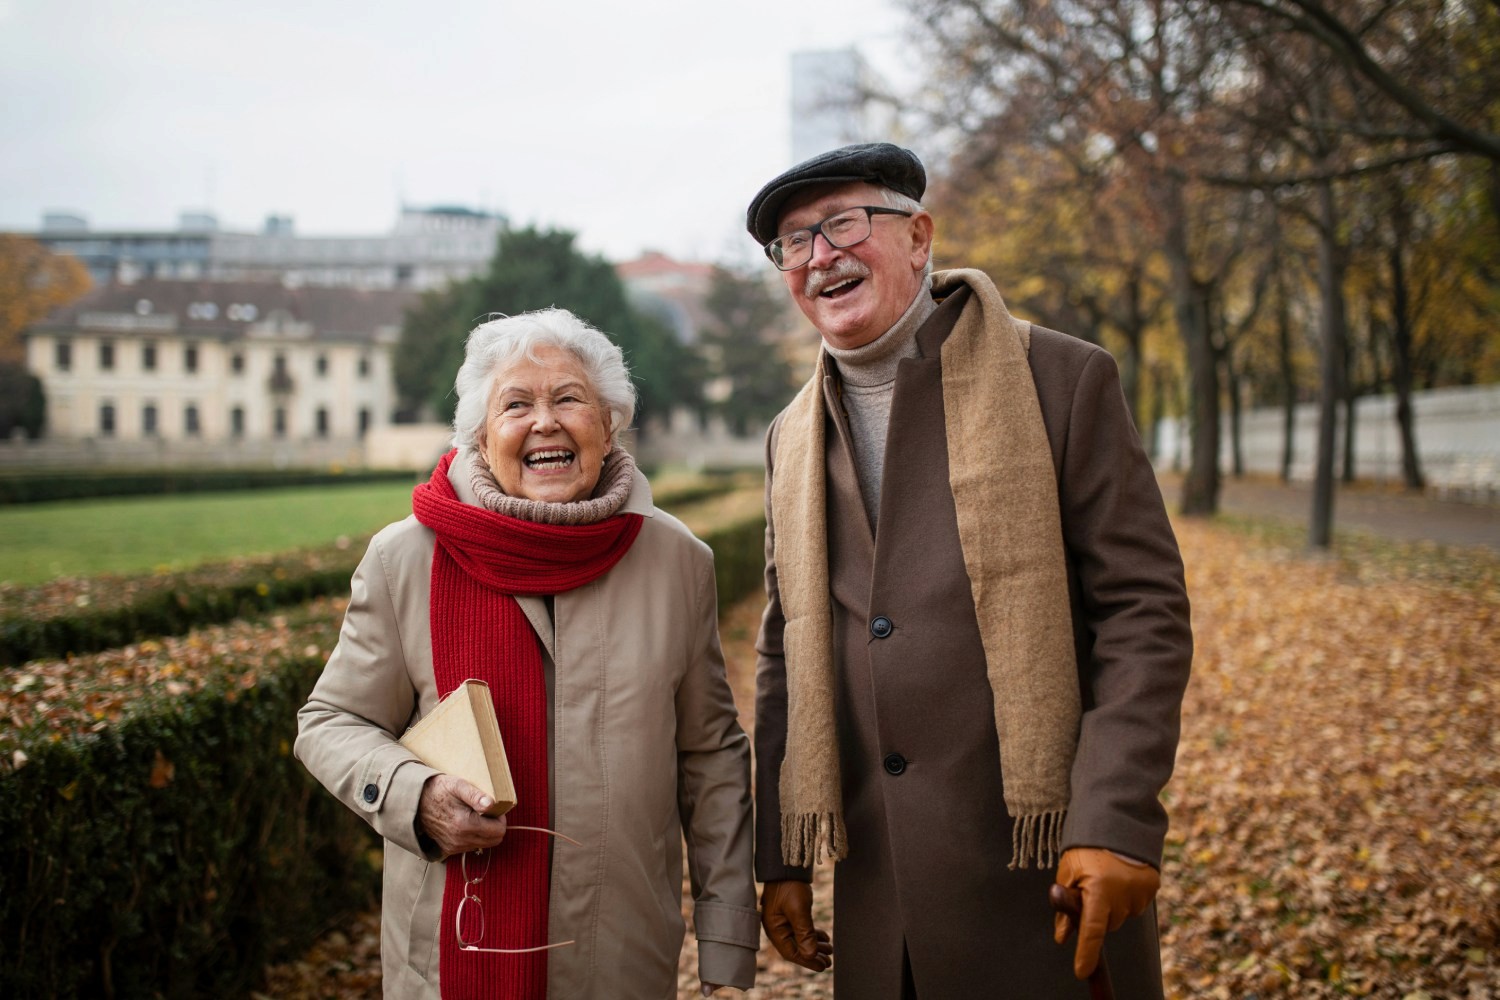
[399,679,517,817]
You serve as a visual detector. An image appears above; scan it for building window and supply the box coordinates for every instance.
[99,403,116,436]
[316,354,328,377]
[142,404,158,436]
[357,354,370,378]
[358,407,371,438]
[315,407,330,437]
[273,407,287,438]
[231,352,245,375]
[142,344,157,371]
[100,342,115,371]
[269,352,295,394]
[230,406,245,437]
[55,341,71,371]
[184,404,200,436]
[184,345,199,374]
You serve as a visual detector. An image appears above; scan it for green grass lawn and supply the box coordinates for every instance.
[0,481,418,585]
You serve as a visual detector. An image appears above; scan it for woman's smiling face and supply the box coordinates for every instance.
[479,345,611,504]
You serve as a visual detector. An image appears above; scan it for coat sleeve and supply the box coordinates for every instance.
[675,543,760,990]
[1050,346,1193,869]
[752,415,815,885]
[294,531,440,860]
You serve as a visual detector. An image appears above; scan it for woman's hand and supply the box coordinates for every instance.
[417,774,509,858]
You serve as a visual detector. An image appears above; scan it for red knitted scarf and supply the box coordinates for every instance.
[412,450,642,1000]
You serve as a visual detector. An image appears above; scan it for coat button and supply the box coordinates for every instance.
[362,783,379,803]
[883,753,907,776]
[870,615,893,638]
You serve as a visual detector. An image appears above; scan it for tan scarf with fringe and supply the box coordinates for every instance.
[771,268,1081,871]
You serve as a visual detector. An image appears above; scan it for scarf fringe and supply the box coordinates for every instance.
[1009,808,1066,871]
[780,810,848,868]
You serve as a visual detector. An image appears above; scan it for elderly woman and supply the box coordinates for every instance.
[295,308,758,999]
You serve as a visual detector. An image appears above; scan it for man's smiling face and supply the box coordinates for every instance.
[775,181,933,351]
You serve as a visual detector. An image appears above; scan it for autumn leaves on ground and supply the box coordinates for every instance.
[265,512,1499,999]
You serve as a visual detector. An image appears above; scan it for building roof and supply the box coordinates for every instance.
[29,279,418,343]
[615,250,715,283]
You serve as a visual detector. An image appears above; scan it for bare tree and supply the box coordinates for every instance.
[908,0,1250,515]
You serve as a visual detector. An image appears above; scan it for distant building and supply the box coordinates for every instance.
[24,279,413,460]
[612,252,799,470]
[16,206,506,291]
[615,250,717,345]
[791,48,900,164]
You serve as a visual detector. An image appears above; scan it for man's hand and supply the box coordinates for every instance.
[760,879,832,972]
[417,774,509,858]
[1053,848,1160,979]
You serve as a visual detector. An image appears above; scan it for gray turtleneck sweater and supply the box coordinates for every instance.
[823,276,938,523]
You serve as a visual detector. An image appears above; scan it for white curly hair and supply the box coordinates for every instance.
[450,307,636,452]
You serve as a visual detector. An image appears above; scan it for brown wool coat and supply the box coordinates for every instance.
[296,450,759,999]
[754,285,1193,999]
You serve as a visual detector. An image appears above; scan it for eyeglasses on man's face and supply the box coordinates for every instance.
[764,205,914,271]
[455,825,579,954]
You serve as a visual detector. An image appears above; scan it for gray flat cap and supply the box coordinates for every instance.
[745,142,926,245]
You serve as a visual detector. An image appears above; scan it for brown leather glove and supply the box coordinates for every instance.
[1053,847,1160,979]
[760,879,832,972]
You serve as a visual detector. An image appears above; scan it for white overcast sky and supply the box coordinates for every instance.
[0,0,921,266]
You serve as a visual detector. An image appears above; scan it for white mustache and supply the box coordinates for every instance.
[803,258,871,297]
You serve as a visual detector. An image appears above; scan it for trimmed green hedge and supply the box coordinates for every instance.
[0,540,369,666]
[701,512,767,615]
[0,479,751,667]
[0,467,419,505]
[0,500,766,997]
[0,605,378,998]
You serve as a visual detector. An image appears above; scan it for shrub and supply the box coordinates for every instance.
[0,601,378,998]
[700,512,767,615]
[0,364,45,441]
[0,478,749,666]
[0,491,766,996]
[0,467,419,505]
[0,539,370,666]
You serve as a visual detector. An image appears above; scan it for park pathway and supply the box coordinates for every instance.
[1157,472,1499,552]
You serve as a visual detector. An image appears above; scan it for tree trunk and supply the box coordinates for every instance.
[1118,270,1146,433]
[1388,243,1426,490]
[1310,177,1348,549]
[1342,386,1357,485]
[1225,342,1245,478]
[1146,363,1166,463]
[1167,178,1220,516]
[1118,330,1143,434]
[1277,279,1297,483]
[1491,160,1500,230]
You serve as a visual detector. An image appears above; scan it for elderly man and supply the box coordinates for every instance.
[748,142,1192,998]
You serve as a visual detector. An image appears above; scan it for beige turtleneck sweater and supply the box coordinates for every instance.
[823,275,937,523]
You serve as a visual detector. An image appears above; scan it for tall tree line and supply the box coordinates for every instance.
[903,0,1500,546]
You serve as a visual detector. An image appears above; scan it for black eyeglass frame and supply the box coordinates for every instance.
[763,205,914,271]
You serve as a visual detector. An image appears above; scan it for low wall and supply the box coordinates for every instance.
[362,423,451,472]
[0,435,373,470]
[1155,383,1500,501]
[0,417,768,476]
[633,410,766,471]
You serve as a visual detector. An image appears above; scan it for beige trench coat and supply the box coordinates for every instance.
[296,449,759,998]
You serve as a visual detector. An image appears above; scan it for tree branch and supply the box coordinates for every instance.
[1225,0,1500,161]
[1186,145,1462,190]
